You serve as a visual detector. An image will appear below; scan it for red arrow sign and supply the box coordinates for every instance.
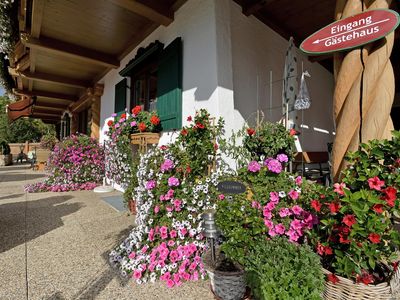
[300,9,400,55]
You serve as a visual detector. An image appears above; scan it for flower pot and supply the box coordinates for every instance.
[202,248,246,300]
[0,154,13,166]
[322,267,400,300]
[128,199,137,215]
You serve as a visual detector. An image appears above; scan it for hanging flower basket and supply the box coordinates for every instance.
[202,247,246,300]
[323,267,400,300]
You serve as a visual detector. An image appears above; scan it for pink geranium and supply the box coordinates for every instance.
[168,177,180,187]
[248,161,261,172]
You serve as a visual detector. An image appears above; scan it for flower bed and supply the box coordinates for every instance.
[25,134,104,192]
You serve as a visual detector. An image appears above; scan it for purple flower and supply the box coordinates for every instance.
[119,118,125,123]
[111,113,117,117]
[161,159,174,172]
[266,159,282,174]
[130,121,137,127]
[145,180,156,190]
[275,223,286,235]
[168,177,180,187]
[291,205,303,216]
[276,154,288,163]
[248,161,261,172]
[279,207,292,217]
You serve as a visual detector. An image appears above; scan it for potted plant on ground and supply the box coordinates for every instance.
[0,140,12,166]
[305,131,400,299]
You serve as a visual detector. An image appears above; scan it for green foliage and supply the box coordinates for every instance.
[0,53,14,94]
[40,133,58,150]
[306,131,400,284]
[173,109,224,178]
[7,118,54,143]
[0,140,10,155]
[243,122,295,161]
[245,237,324,300]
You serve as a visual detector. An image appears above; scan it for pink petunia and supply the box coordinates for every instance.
[275,223,286,235]
[288,189,299,200]
[269,192,280,203]
[333,182,346,195]
[291,205,303,216]
[295,176,303,185]
[248,161,261,172]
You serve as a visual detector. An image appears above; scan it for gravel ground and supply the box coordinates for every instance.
[0,164,214,300]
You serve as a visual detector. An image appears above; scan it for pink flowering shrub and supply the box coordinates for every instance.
[216,156,317,266]
[24,134,104,192]
[109,111,224,287]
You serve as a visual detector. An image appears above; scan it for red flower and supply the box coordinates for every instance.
[328,202,340,214]
[324,246,333,255]
[186,165,191,174]
[368,233,381,244]
[214,143,218,151]
[339,234,351,244]
[327,273,339,284]
[132,105,141,115]
[181,129,188,136]
[107,120,113,127]
[138,122,147,132]
[160,145,168,150]
[368,176,385,191]
[150,115,160,125]
[343,214,356,227]
[372,204,384,214]
[121,113,126,119]
[317,243,333,256]
[187,116,192,122]
[357,271,374,285]
[289,128,298,136]
[382,187,397,207]
[311,200,322,212]
[247,128,255,136]
[196,123,205,129]
[393,261,399,271]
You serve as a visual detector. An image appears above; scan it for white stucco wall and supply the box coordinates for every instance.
[99,0,221,144]
[229,1,335,151]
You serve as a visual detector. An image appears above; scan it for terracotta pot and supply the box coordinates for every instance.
[128,199,137,214]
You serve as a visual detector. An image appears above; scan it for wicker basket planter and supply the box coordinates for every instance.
[202,248,246,300]
[323,267,400,300]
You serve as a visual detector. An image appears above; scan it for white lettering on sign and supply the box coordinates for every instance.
[312,18,389,45]
[331,16,372,34]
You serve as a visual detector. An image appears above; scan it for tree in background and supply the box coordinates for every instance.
[0,95,56,143]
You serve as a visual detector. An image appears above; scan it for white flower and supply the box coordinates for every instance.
[279,191,286,198]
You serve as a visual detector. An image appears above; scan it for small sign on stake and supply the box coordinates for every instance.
[300,9,399,55]
[217,181,246,194]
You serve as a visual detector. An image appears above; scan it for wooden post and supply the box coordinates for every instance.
[90,84,104,140]
[332,0,395,180]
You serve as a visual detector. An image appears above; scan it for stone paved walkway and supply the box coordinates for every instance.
[0,164,213,300]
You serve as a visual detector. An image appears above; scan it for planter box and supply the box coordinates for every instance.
[0,154,13,166]
[130,133,160,154]
[323,267,400,300]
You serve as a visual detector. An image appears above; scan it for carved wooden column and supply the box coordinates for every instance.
[90,84,104,140]
[332,0,395,180]
[71,112,78,134]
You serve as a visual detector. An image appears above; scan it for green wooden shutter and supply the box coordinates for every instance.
[157,37,182,131]
[114,78,127,114]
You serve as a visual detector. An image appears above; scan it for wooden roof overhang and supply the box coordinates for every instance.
[8,0,186,122]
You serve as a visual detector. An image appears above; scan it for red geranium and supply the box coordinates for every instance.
[107,120,113,127]
[196,123,205,129]
[187,116,192,122]
[138,122,147,132]
[150,115,160,125]
[247,128,255,136]
[343,214,356,227]
[289,128,298,136]
[121,113,126,119]
[327,273,339,284]
[186,165,191,174]
[368,233,381,244]
[311,200,322,212]
[357,271,374,285]
[368,176,385,191]
[181,129,188,136]
[328,202,340,214]
[132,105,141,115]
[372,204,384,214]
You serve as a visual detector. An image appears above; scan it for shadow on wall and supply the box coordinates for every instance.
[0,195,81,253]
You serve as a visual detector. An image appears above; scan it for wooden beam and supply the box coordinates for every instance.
[31,0,45,38]
[110,0,173,26]
[13,88,77,102]
[9,69,90,89]
[35,102,68,110]
[20,34,120,69]
[18,0,27,32]
[15,53,30,71]
[70,84,104,112]
[33,108,63,116]
[243,0,275,16]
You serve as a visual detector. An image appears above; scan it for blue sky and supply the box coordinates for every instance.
[0,87,4,96]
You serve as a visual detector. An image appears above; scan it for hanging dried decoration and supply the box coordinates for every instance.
[294,71,311,111]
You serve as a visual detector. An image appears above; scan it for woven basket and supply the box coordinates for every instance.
[323,267,400,300]
[202,248,246,300]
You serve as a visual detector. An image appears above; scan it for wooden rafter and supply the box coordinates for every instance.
[13,88,77,102]
[20,34,120,69]
[33,108,63,115]
[34,102,68,110]
[9,68,90,89]
[110,0,173,26]
[243,0,275,16]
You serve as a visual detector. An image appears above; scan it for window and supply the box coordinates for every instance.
[118,38,183,131]
[114,78,127,114]
[77,108,91,135]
